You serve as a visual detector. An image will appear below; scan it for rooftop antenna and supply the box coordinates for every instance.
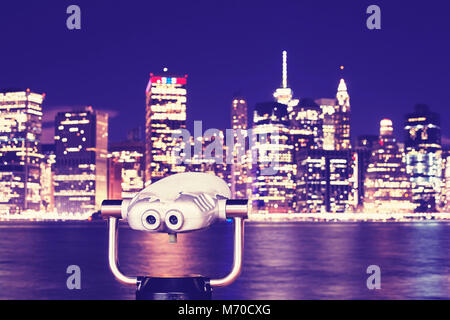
[282,50,287,89]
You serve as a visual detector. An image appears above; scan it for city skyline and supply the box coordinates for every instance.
[1,62,448,214]
[1,1,450,145]
[1,1,450,216]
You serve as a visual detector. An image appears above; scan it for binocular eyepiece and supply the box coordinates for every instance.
[101,198,248,233]
[101,172,248,234]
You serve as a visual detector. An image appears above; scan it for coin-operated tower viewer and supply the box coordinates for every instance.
[101,172,249,300]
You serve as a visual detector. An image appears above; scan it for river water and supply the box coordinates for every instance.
[0,221,449,299]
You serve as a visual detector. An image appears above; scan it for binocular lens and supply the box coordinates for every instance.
[164,210,183,230]
[141,210,161,230]
[146,215,157,225]
[168,215,178,225]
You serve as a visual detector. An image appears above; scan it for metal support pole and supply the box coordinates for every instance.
[210,217,244,287]
[107,217,138,286]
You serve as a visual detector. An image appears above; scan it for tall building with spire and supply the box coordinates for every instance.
[273,50,299,111]
[364,119,415,213]
[145,72,188,184]
[335,79,351,150]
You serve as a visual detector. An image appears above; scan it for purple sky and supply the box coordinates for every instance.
[1,0,449,145]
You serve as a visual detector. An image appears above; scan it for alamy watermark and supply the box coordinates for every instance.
[366,265,381,290]
[65,5,381,31]
[170,121,281,176]
[366,5,381,30]
[66,5,81,30]
[66,265,81,290]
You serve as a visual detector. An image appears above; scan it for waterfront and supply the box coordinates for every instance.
[0,221,449,299]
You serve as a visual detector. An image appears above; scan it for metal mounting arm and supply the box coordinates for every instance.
[108,217,138,286]
[210,217,244,287]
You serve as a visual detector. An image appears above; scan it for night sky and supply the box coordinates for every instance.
[1,0,449,145]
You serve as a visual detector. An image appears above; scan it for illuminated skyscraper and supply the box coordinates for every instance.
[0,89,44,213]
[364,119,415,213]
[251,102,296,213]
[54,106,108,214]
[316,79,351,152]
[404,104,442,212]
[335,79,351,150]
[145,72,187,184]
[230,97,248,198]
[288,98,324,211]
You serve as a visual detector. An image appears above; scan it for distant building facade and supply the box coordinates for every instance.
[364,119,415,213]
[354,135,379,208]
[296,149,352,213]
[440,148,450,211]
[182,130,232,187]
[54,106,108,214]
[251,102,296,213]
[41,143,56,212]
[404,104,442,212]
[0,89,45,213]
[230,97,249,199]
[315,98,337,151]
[108,139,145,200]
[289,98,323,151]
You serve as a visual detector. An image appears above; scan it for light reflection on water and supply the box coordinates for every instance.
[0,221,449,299]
